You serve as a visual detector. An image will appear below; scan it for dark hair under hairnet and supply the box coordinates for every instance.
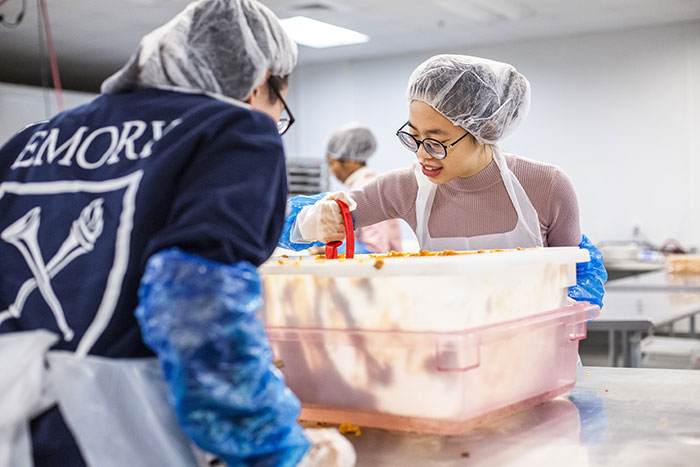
[406,55,530,144]
[101,0,297,101]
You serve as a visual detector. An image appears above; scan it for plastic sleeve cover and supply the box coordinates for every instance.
[135,248,310,466]
[568,234,608,308]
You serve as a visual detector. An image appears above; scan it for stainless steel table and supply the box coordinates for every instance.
[603,260,664,281]
[588,289,700,366]
[604,272,700,339]
[348,367,700,466]
[606,271,700,293]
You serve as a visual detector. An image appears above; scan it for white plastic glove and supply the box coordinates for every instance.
[291,192,357,244]
[297,428,356,467]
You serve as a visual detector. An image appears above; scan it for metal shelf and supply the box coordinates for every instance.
[286,158,328,197]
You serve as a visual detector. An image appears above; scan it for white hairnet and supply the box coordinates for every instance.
[406,54,530,144]
[326,122,377,163]
[101,0,297,101]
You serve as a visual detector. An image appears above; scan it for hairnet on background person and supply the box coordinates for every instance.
[101,0,298,101]
[406,54,530,144]
[326,122,377,163]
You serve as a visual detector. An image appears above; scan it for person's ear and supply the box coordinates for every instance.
[245,87,258,104]
[246,70,272,104]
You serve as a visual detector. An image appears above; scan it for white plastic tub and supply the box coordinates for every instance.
[260,247,590,331]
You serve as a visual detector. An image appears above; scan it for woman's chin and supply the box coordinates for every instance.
[428,172,454,184]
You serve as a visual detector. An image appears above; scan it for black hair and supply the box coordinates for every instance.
[268,74,290,103]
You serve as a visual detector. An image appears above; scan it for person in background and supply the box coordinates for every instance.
[0,1,354,466]
[281,54,606,308]
[325,122,402,253]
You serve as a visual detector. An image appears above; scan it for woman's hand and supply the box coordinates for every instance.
[293,192,356,244]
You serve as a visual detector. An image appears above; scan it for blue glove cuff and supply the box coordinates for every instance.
[568,234,608,308]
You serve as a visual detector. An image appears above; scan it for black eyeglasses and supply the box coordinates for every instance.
[270,85,295,135]
[395,122,470,160]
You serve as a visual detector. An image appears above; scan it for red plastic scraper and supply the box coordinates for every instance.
[325,200,354,260]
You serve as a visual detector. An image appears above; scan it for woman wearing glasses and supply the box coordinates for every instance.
[285,54,605,312]
[288,54,580,251]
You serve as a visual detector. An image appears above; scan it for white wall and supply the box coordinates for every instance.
[0,83,95,143]
[283,21,700,249]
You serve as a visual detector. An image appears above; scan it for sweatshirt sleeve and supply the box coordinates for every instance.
[144,110,287,267]
[545,168,581,247]
[350,166,418,231]
[356,219,403,254]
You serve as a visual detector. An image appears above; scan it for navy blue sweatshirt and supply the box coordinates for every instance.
[0,87,288,465]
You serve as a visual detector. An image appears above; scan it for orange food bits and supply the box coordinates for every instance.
[338,422,361,436]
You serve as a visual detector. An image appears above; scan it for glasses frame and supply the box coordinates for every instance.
[395,122,470,159]
[271,84,295,135]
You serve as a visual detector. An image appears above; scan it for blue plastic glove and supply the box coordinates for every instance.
[278,193,327,251]
[135,248,310,466]
[568,234,608,308]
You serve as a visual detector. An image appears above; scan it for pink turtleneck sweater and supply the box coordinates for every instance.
[344,166,403,253]
[349,154,581,247]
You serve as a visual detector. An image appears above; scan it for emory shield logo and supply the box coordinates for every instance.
[0,171,142,356]
[1,199,105,342]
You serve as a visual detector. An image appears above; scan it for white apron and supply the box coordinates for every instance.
[0,330,206,467]
[414,146,544,251]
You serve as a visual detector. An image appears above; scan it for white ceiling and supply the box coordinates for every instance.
[1,0,700,91]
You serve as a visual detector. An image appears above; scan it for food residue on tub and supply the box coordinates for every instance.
[338,422,361,436]
[368,247,538,259]
[299,421,333,428]
[460,450,470,458]
[370,249,464,258]
[273,359,285,369]
[271,246,541,265]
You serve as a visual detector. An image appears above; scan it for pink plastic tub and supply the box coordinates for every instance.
[266,302,600,435]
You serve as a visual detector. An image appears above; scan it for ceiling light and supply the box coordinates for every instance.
[280,16,369,48]
[436,0,531,23]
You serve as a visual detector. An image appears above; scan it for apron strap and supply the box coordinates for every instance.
[491,147,543,247]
